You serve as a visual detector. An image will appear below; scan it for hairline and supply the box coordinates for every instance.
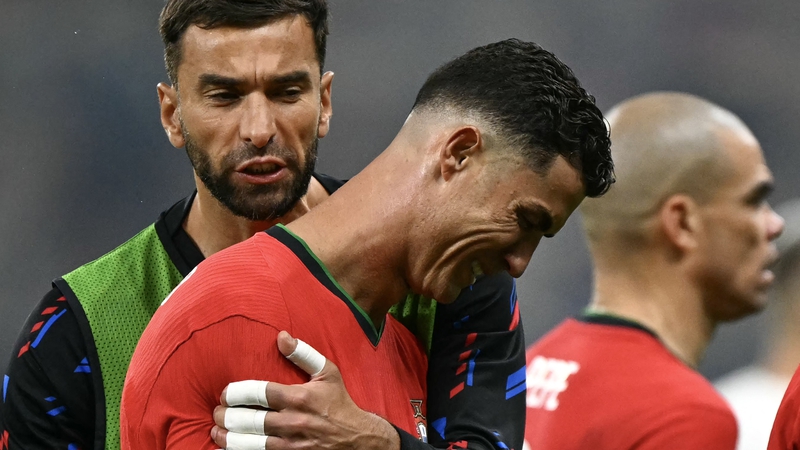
[166,13,323,87]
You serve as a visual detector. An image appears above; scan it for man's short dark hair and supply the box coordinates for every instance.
[412,39,614,197]
[159,0,329,85]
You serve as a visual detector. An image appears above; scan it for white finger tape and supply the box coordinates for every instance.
[225,432,268,450]
[286,339,326,377]
[224,407,267,435]
[225,380,269,408]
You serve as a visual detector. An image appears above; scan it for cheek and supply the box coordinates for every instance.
[185,108,240,148]
[280,102,320,138]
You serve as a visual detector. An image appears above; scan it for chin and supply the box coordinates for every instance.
[432,285,463,304]
[714,293,768,322]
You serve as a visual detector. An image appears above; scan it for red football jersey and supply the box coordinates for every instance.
[523,318,737,450]
[120,226,428,449]
[767,364,800,450]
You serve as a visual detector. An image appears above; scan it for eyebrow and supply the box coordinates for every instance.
[197,70,312,90]
[198,73,245,89]
[270,70,312,85]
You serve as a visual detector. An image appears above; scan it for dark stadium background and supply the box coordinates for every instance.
[3,0,799,380]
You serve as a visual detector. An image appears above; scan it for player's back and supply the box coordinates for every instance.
[121,226,428,449]
[523,318,737,450]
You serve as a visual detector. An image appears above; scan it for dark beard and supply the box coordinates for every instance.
[184,135,318,222]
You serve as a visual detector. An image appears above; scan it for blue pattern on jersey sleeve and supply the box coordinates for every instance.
[509,280,517,315]
[74,358,91,373]
[44,396,66,417]
[432,417,447,440]
[466,350,480,387]
[31,309,67,348]
[505,366,526,400]
[2,375,7,402]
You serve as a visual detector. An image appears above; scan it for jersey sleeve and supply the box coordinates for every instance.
[768,365,800,450]
[636,405,738,450]
[0,286,97,449]
[121,316,287,449]
[423,272,526,450]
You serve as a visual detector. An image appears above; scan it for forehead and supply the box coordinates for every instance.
[715,127,772,197]
[177,15,318,85]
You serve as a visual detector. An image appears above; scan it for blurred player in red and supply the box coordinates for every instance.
[716,199,800,450]
[766,204,800,449]
[524,92,783,450]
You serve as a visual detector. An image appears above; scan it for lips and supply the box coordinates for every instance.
[235,157,288,184]
[236,157,286,174]
[760,249,780,286]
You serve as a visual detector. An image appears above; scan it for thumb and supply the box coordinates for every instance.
[277,330,337,379]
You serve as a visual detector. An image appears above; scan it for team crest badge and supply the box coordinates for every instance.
[410,399,428,443]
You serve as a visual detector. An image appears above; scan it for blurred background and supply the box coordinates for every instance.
[2,0,799,381]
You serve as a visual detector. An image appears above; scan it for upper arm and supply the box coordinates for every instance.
[123,316,288,450]
[0,287,96,449]
[425,273,526,450]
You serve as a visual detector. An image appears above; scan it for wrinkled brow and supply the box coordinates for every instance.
[198,73,244,89]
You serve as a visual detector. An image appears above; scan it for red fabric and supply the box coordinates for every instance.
[767,365,800,450]
[523,319,737,450]
[120,232,427,449]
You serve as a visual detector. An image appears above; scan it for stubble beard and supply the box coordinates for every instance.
[183,131,318,222]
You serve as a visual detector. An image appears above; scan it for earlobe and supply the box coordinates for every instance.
[157,82,185,148]
[317,71,334,138]
[440,126,482,181]
[660,195,699,252]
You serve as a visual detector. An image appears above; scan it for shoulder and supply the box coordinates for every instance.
[65,224,163,277]
[150,234,294,344]
[167,233,281,301]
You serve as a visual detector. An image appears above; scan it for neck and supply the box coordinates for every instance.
[184,174,329,257]
[588,253,715,368]
[286,150,417,327]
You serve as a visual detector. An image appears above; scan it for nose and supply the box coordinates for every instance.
[504,237,541,278]
[240,93,276,149]
[768,208,785,241]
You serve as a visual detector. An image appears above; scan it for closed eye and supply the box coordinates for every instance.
[208,91,240,102]
[517,213,535,231]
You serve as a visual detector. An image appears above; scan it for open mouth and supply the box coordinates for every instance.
[241,162,283,175]
[235,158,289,184]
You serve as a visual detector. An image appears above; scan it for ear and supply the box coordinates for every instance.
[439,126,483,182]
[157,82,185,148]
[317,71,334,138]
[659,194,701,252]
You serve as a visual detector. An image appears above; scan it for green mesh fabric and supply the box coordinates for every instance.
[62,224,183,450]
[389,294,437,355]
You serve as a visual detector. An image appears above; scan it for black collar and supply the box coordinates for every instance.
[578,311,659,340]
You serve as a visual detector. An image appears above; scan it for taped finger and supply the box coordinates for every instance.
[225,380,269,408]
[226,432,268,450]
[286,339,326,376]
[224,407,267,435]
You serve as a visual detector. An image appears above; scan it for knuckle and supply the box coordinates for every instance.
[292,389,312,408]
